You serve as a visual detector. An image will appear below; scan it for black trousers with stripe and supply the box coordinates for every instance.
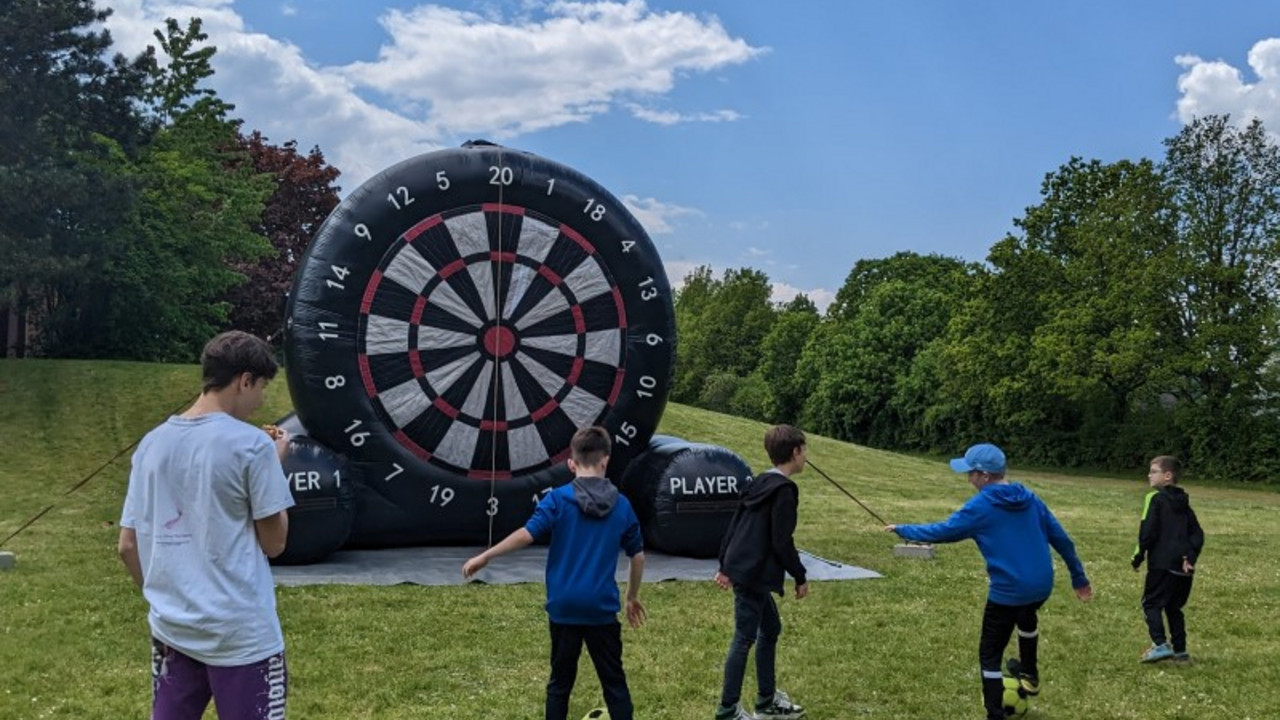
[979,599,1043,720]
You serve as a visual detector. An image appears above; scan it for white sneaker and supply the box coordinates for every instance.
[755,689,805,719]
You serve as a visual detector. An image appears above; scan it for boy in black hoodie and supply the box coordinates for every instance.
[1133,455,1204,663]
[713,425,808,720]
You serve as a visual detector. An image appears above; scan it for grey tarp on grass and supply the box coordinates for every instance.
[271,546,880,587]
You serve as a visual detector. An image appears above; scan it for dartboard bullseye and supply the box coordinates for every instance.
[285,142,675,547]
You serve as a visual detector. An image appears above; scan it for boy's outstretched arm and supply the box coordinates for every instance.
[890,502,982,544]
[462,528,534,578]
[625,551,647,628]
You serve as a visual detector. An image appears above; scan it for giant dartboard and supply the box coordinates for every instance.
[285,142,676,546]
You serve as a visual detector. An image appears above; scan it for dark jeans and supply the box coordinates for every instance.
[546,620,632,720]
[979,599,1043,720]
[1142,569,1194,652]
[719,584,782,709]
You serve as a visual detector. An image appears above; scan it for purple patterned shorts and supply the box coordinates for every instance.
[151,638,287,720]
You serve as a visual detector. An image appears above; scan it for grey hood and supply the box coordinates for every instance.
[572,475,618,518]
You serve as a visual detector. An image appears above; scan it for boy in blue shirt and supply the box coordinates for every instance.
[463,427,646,720]
[886,443,1092,720]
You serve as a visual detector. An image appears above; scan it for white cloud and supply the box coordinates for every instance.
[622,195,702,235]
[662,261,834,315]
[281,3,297,17]
[1175,39,1280,132]
[102,1,762,191]
[745,246,769,257]
[625,104,743,125]
[341,1,764,137]
[771,282,835,314]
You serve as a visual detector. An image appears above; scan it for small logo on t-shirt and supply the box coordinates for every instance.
[163,508,184,530]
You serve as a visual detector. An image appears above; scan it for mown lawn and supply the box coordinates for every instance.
[1,359,1277,719]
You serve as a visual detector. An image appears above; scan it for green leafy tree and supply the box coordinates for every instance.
[0,0,153,355]
[672,267,776,404]
[1161,116,1280,478]
[751,294,820,423]
[799,253,975,447]
[49,17,273,360]
[225,132,342,340]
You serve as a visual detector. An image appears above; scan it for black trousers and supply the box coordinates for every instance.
[979,599,1044,720]
[546,620,632,720]
[1142,570,1194,653]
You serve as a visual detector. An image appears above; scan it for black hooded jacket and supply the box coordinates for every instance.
[1132,485,1204,572]
[718,470,806,595]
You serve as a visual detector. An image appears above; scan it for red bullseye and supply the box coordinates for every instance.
[483,325,516,358]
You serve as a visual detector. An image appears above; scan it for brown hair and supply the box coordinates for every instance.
[201,331,278,392]
[1151,455,1183,483]
[764,424,806,466]
[571,426,611,467]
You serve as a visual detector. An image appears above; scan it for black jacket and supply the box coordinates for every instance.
[718,470,806,595]
[1132,485,1204,572]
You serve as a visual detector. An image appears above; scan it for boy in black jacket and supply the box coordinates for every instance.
[1133,455,1204,663]
[713,425,809,720]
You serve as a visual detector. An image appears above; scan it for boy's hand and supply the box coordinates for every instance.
[1182,557,1194,574]
[883,524,897,533]
[795,582,809,599]
[714,571,731,590]
[1075,584,1093,602]
[626,598,647,628]
[462,554,489,579]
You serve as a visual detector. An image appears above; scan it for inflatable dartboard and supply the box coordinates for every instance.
[284,142,676,546]
[619,435,751,558]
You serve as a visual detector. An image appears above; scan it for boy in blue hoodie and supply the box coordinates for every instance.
[886,443,1092,720]
[463,427,646,720]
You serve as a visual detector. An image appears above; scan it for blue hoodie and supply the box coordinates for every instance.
[895,483,1089,605]
[525,476,644,624]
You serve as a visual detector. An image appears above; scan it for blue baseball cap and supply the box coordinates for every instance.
[949,443,1006,474]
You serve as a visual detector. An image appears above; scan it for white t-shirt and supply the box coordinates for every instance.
[120,412,294,666]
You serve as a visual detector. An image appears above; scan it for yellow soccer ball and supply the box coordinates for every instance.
[1002,676,1029,716]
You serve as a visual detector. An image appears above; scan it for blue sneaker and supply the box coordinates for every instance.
[1141,643,1174,663]
[1172,651,1192,663]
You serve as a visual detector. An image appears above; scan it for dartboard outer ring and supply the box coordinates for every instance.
[284,142,675,546]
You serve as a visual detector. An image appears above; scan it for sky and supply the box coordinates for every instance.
[100,1,1280,312]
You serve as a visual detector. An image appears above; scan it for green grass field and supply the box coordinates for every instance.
[2,359,1277,719]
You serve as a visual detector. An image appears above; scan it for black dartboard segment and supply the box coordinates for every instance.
[284,142,675,546]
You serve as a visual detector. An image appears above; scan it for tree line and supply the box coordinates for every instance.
[0,2,340,360]
[675,117,1280,483]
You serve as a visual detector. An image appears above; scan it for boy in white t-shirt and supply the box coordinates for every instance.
[118,331,295,720]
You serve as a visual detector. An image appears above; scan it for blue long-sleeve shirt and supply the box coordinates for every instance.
[894,483,1089,605]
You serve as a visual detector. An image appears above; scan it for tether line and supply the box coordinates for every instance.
[486,146,506,548]
[0,391,199,548]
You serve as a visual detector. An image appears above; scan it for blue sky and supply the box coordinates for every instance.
[104,1,1280,310]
